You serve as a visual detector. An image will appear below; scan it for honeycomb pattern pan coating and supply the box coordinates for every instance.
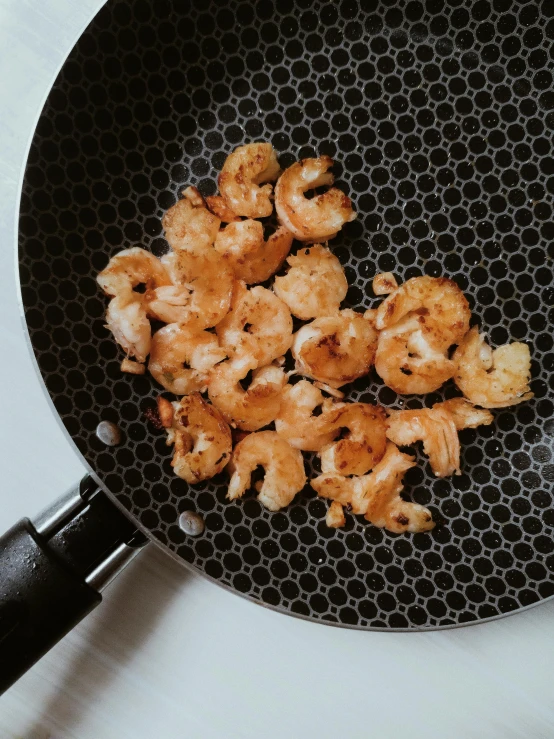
[18,0,554,630]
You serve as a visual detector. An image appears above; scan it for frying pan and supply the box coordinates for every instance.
[2,0,554,692]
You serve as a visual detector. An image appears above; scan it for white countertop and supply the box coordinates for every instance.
[1,2,554,737]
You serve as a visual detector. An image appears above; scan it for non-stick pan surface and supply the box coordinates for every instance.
[19,0,554,629]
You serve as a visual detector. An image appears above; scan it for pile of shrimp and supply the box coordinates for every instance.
[97,143,533,537]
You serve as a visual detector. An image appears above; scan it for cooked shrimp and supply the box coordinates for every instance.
[159,395,232,484]
[215,281,293,366]
[326,501,346,528]
[97,247,171,297]
[149,323,226,395]
[273,244,348,320]
[292,309,378,388]
[162,186,221,252]
[205,195,240,222]
[275,380,339,451]
[147,249,234,330]
[208,355,287,431]
[227,430,306,511]
[375,275,470,346]
[319,403,387,477]
[105,292,152,363]
[373,272,398,296]
[386,398,494,477]
[312,443,434,534]
[274,156,356,242]
[215,221,293,284]
[218,143,281,218]
[453,327,533,408]
[375,314,457,395]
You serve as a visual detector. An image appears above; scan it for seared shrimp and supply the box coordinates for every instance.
[275,380,339,451]
[98,247,172,362]
[312,443,435,534]
[215,221,293,284]
[147,249,234,330]
[149,323,226,395]
[218,143,281,218]
[162,186,221,252]
[386,399,494,477]
[215,281,293,366]
[274,156,356,242]
[159,395,232,484]
[97,247,171,297]
[453,327,533,408]
[273,244,348,320]
[373,272,398,296]
[205,195,240,223]
[227,430,306,511]
[319,403,387,477]
[292,309,378,388]
[208,355,287,431]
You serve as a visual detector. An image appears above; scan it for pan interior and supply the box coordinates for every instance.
[18,0,554,629]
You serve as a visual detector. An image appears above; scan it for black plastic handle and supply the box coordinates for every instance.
[0,477,145,694]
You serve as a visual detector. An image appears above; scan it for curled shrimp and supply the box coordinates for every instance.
[162,186,221,252]
[292,309,378,388]
[275,380,339,451]
[274,156,356,242]
[147,249,234,330]
[273,244,348,320]
[218,143,281,218]
[312,443,435,534]
[374,276,470,395]
[149,323,226,395]
[453,327,533,408]
[208,355,287,431]
[319,403,387,477]
[386,399,493,477]
[214,221,294,284]
[227,430,306,511]
[205,195,241,223]
[158,395,232,484]
[215,281,293,366]
[97,247,172,362]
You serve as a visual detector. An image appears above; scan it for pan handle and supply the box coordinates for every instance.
[0,476,147,694]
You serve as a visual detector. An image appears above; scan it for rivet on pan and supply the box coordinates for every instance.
[179,511,205,537]
[96,420,122,447]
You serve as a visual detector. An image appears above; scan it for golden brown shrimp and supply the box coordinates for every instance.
[375,315,457,395]
[208,355,287,431]
[147,249,234,330]
[158,395,232,484]
[453,327,533,408]
[326,501,346,528]
[215,281,293,366]
[274,156,356,242]
[373,272,398,296]
[97,247,171,297]
[227,430,306,511]
[292,309,378,388]
[149,323,226,395]
[312,443,435,534]
[319,403,387,477]
[386,398,494,477]
[162,186,221,252]
[273,244,348,320]
[214,221,293,284]
[274,380,339,451]
[218,143,281,218]
[97,247,172,362]
[375,275,470,345]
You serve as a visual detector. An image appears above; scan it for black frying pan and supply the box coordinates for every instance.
[2,0,554,693]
